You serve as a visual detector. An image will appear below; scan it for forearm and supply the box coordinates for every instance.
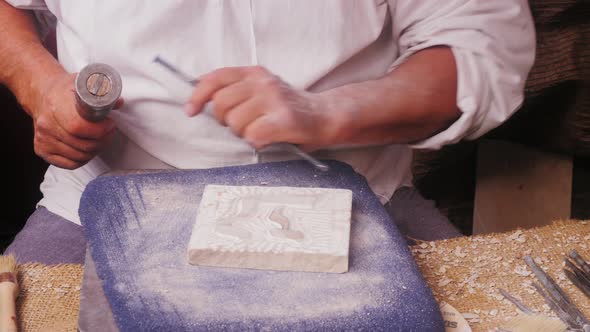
[0,0,64,117]
[319,46,460,146]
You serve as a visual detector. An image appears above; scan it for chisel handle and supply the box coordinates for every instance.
[0,280,18,332]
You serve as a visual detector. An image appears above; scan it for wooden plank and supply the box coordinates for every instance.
[473,139,572,234]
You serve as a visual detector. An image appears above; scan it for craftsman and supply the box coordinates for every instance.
[0,1,535,264]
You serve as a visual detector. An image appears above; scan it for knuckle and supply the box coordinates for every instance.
[211,108,227,125]
[66,120,85,135]
[211,93,228,112]
[33,131,43,143]
[33,136,49,153]
[225,116,243,136]
[197,75,214,88]
[261,94,287,113]
[250,65,269,77]
[210,67,228,77]
[35,115,50,131]
[242,130,256,145]
[43,97,57,114]
[203,68,228,84]
[243,124,266,146]
[272,113,291,130]
[33,144,44,158]
[70,121,102,139]
[259,76,280,90]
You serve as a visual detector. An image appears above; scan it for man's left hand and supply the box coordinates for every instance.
[185,66,338,150]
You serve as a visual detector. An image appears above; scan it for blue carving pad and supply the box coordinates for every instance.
[79,160,443,331]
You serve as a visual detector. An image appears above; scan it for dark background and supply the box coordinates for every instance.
[0,86,47,249]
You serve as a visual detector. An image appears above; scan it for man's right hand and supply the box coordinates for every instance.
[31,72,123,170]
[0,1,123,169]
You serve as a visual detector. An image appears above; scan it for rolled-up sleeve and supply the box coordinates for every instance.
[5,0,47,10]
[6,0,55,38]
[389,0,536,149]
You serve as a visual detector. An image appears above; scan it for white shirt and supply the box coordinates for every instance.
[9,0,535,225]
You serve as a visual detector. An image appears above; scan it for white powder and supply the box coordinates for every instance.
[99,174,423,329]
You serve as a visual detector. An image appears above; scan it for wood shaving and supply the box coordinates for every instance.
[438,278,453,287]
[514,265,532,277]
[454,246,467,258]
[411,221,590,331]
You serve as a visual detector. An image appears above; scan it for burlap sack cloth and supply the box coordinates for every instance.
[413,220,590,331]
[14,220,589,332]
[16,264,82,332]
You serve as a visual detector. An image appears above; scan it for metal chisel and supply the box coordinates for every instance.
[153,56,329,172]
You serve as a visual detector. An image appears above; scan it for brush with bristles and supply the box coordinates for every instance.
[498,288,568,332]
[500,314,568,332]
[0,255,18,332]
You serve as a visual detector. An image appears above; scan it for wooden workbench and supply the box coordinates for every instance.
[15,221,590,332]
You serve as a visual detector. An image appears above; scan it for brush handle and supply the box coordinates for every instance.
[0,281,18,332]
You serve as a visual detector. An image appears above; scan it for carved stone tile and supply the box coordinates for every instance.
[187,185,353,273]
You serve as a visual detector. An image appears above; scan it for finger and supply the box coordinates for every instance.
[44,154,85,170]
[48,88,118,140]
[242,114,293,149]
[66,129,117,154]
[59,126,116,154]
[46,139,96,164]
[186,67,249,117]
[59,110,117,140]
[34,137,94,169]
[35,114,106,153]
[224,97,265,136]
[211,81,256,125]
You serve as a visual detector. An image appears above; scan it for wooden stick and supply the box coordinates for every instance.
[0,255,19,332]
